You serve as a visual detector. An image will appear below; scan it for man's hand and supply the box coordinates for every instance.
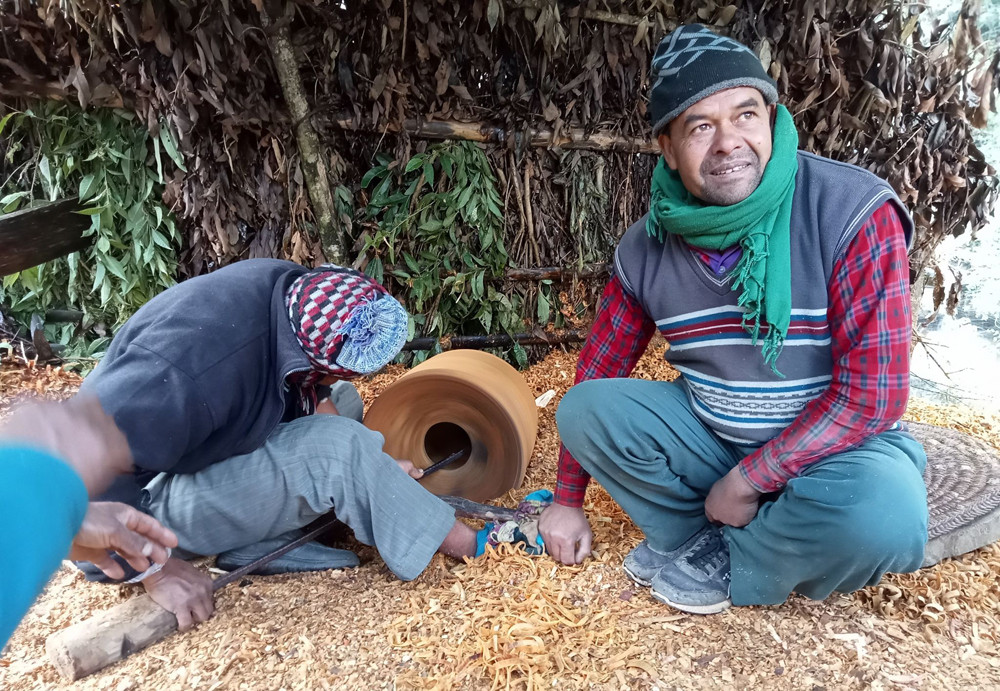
[705,467,762,527]
[537,503,592,565]
[69,502,178,580]
[0,396,132,496]
[143,558,215,632]
[395,458,425,480]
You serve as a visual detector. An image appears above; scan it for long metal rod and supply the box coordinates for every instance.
[211,494,516,591]
[440,495,518,522]
[212,512,342,590]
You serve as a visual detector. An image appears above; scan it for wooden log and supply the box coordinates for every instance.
[331,116,659,154]
[45,514,342,680]
[0,199,92,275]
[43,498,511,680]
[45,594,178,681]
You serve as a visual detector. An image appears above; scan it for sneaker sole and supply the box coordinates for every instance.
[650,589,732,615]
[622,563,652,588]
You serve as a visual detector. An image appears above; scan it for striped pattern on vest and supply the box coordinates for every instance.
[656,305,830,352]
[614,151,914,446]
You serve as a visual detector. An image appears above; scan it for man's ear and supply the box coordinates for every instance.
[768,103,777,128]
[657,133,679,170]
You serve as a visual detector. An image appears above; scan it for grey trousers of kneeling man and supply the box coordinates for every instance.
[143,382,456,581]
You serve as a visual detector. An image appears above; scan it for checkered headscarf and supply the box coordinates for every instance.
[285,265,408,414]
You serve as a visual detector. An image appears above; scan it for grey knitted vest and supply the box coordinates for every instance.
[614,151,914,445]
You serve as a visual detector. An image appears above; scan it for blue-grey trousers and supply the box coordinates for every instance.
[143,382,456,581]
[556,379,928,606]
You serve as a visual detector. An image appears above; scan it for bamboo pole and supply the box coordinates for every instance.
[259,2,343,262]
[330,116,659,154]
[402,329,587,351]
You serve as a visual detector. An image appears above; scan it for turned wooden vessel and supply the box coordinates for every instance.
[364,350,538,502]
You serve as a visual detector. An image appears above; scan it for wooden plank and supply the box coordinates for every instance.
[0,198,93,275]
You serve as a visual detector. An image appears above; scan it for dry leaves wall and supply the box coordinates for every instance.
[1,0,997,326]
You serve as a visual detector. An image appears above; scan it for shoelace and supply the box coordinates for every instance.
[686,530,729,576]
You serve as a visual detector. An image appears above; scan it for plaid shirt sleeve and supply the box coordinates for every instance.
[738,201,912,492]
[554,275,656,506]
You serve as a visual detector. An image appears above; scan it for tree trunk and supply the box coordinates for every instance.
[260,2,342,262]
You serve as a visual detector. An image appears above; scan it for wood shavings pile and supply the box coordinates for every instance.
[3,345,1000,690]
[0,358,82,416]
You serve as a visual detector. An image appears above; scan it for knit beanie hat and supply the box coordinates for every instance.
[286,265,408,399]
[649,24,778,136]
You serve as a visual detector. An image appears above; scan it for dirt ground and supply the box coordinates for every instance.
[1,344,999,690]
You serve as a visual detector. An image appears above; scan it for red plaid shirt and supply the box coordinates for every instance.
[555,201,911,505]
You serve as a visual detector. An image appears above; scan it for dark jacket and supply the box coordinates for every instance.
[82,259,313,509]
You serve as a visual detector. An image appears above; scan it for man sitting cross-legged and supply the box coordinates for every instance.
[538,24,928,615]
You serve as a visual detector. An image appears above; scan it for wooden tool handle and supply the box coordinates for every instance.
[45,593,177,681]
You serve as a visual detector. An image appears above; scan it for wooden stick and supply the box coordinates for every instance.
[504,264,610,281]
[508,0,664,27]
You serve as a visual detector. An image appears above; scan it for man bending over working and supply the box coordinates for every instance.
[76,261,483,630]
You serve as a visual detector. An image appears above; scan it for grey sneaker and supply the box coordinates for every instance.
[623,540,677,587]
[216,534,360,576]
[650,525,732,615]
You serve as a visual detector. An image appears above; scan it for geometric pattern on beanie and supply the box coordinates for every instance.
[652,24,756,88]
[647,23,777,136]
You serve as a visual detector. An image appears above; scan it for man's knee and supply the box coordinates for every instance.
[327,381,363,422]
[555,380,613,442]
[281,414,390,469]
[824,465,927,571]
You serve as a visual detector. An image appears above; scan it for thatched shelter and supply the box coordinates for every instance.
[1,0,998,345]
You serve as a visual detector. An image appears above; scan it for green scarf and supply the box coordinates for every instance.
[647,105,798,375]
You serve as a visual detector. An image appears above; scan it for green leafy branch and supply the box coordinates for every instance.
[358,141,527,364]
[0,102,180,346]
